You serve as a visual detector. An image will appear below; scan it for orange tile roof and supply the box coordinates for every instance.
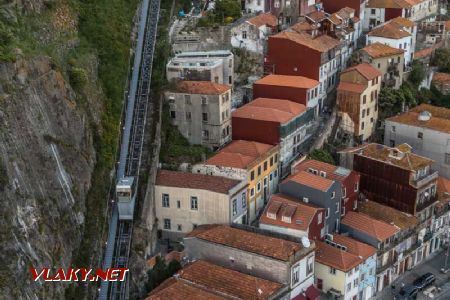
[285,170,334,192]
[293,159,354,183]
[361,42,405,58]
[290,21,313,33]
[433,72,450,84]
[306,10,328,22]
[315,241,362,272]
[329,13,342,25]
[156,170,242,194]
[331,234,376,260]
[390,17,415,28]
[414,47,434,59]
[336,7,355,19]
[341,211,399,241]
[437,176,450,210]
[187,224,311,261]
[367,0,412,9]
[259,194,325,232]
[358,200,418,230]
[272,31,340,53]
[146,278,225,300]
[175,81,230,95]
[256,74,319,89]
[248,13,278,27]
[368,22,411,39]
[387,103,450,134]
[337,82,367,93]
[355,143,433,171]
[205,140,276,169]
[232,98,307,124]
[342,63,382,80]
[178,260,283,299]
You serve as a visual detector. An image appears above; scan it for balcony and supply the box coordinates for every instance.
[412,170,438,188]
[387,63,399,74]
[416,195,438,212]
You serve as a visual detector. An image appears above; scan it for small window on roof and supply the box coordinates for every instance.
[320,171,326,177]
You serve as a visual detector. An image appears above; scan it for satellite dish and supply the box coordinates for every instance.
[301,236,311,248]
[418,111,431,121]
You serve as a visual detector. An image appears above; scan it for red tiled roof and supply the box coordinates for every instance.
[272,31,340,53]
[361,42,405,58]
[342,63,382,80]
[205,140,276,169]
[330,234,377,260]
[178,260,283,299]
[368,22,411,39]
[146,278,225,300]
[290,21,314,33]
[285,171,334,192]
[256,74,319,89]
[175,81,230,95]
[156,170,242,194]
[337,82,367,93]
[248,13,277,27]
[390,17,415,28]
[341,211,399,241]
[367,0,412,9]
[187,224,311,261]
[358,200,418,230]
[293,159,354,183]
[232,98,306,124]
[433,72,450,84]
[437,176,450,210]
[414,47,434,59]
[306,10,328,22]
[315,241,362,272]
[260,194,325,232]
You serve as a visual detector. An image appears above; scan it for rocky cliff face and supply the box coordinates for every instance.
[0,1,108,299]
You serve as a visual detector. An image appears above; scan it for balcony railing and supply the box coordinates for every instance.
[416,195,438,212]
[412,170,438,188]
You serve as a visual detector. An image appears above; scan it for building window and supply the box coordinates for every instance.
[331,192,335,199]
[269,173,273,181]
[274,169,278,178]
[361,122,365,130]
[392,126,396,132]
[242,193,246,208]
[292,266,300,285]
[170,111,176,119]
[307,256,314,275]
[202,130,209,139]
[163,218,171,230]
[336,202,339,213]
[177,224,182,231]
[232,199,237,216]
[342,188,347,198]
[320,171,326,177]
[318,212,322,224]
[270,157,274,166]
[354,200,358,210]
[242,31,247,39]
[177,200,181,208]
[191,196,198,210]
[445,153,450,165]
[184,94,191,104]
[258,166,262,176]
[186,111,192,121]
[162,194,170,207]
[250,188,255,197]
[257,181,261,192]
[418,132,423,139]
[363,95,366,104]
[326,208,330,219]
[202,113,208,122]
[274,154,278,163]
[201,97,208,105]
[354,278,359,288]
[347,283,352,291]
[354,182,359,192]
[250,170,255,181]
[371,9,376,14]
[330,267,336,275]
[264,161,268,171]
[361,109,366,118]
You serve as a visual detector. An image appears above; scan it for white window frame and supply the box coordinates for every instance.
[191,196,198,210]
[162,193,170,207]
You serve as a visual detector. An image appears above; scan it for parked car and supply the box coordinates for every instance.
[395,285,418,300]
[413,273,436,290]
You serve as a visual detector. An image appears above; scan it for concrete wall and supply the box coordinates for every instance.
[384,120,450,178]
[279,180,342,234]
[359,254,377,300]
[165,90,232,150]
[340,223,381,248]
[315,262,347,297]
[367,35,413,66]
[361,53,405,89]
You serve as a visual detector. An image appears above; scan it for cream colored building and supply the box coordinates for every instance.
[192,140,280,223]
[155,170,247,241]
[165,81,232,150]
[337,63,382,143]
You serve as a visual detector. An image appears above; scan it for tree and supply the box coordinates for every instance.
[309,149,336,165]
[145,257,182,293]
[408,60,425,87]
[214,0,241,23]
[431,48,450,72]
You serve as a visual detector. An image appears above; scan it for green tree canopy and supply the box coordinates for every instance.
[309,149,336,165]
[214,0,241,21]
[145,256,182,293]
[431,48,450,73]
[408,60,426,87]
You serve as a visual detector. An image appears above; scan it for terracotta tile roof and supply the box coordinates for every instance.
[272,31,340,53]
[342,63,382,80]
[232,98,307,124]
[315,241,362,272]
[248,13,278,28]
[368,22,411,39]
[260,194,325,232]
[175,81,230,95]
[290,21,313,33]
[414,47,434,59]
[293,159,354,183]
[390,17,415,28]
[361,42,405,58]
[338,82,367,93]
[341,211,399,241]
[204,140,276,169]
[433,72,450,84]
[367,0,412,9]
[437,176,450,210]
[329,14,342,25]
[330,234,376,260]
[387,103,450,134]
[284,170,334,192]
[146,278,225,300]
[358,200,418,230]
[178,260,283,299]
[336,7,355,19]
[355,143,433,171]
[187,224,310,261]
[156,170,242,194]
[255,74,319,89]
